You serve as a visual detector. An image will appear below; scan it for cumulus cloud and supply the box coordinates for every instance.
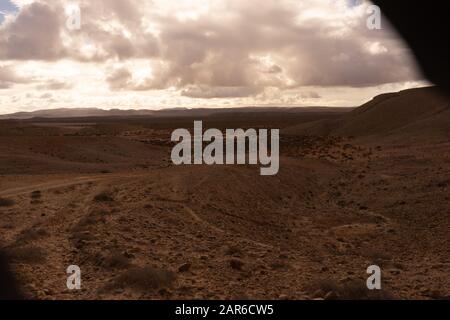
[0,0,425,111]
[181,86,263,99]
[0,65,28,88]
[0,2,64,60]
[106,67,132,91]
[300,91,322,99]
[36,79,72,90]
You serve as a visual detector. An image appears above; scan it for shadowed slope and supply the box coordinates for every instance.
[0,251,23,300]
[284,87,450,140]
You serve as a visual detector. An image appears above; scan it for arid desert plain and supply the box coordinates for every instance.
[0,87,449,300]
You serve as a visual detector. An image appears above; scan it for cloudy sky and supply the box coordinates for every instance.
[0,0,428,114]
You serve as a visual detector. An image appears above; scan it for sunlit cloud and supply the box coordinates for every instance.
[0,0,427,113]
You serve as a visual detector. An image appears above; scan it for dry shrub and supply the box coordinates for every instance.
[1,222,15,229]
[72,211,107,233]
[225,245,243,257]
[6,246,46,264]
[108,266,176,292]
[96,251,131,270]
[72,216,98,233]
[270,260,290,270]
[15,227,48,245]
[70,231,96,250]
[308,277,394,300]
[0,198,15,207]
[30,191,42,199]
[94,191,114,202]
[364,248,392,266]
[71,231,95,242]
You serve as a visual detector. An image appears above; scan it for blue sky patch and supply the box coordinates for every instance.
[347,0,364,8]
[0,0,19,24]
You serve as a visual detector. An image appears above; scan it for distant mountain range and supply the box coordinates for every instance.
[0,106,353,120]
[0,108,156,119]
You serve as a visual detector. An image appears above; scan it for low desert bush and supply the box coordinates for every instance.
[364,248,392,266]
[72,211,107,233]
[94,191,114,202]
[0,198,15,207]
[15,227,48,245]
[108,266,176,292]
[30,191,42,199]
[71,231,95,242]
[308,277,394,300]
[6,246,46,264]
[72,216,98,232]
[98,251,131,270]
[224,245,243,257]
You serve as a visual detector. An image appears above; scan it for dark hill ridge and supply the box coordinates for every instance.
[0,106,353,120]
[0,108,156,119]
[284,86,450,140]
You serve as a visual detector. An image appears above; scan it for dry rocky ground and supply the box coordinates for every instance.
[0,89,449,300]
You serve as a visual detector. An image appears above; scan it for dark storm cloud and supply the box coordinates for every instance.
[133,0,421,95]
[0,0,423,98]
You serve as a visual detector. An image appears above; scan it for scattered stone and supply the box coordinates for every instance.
[229,258,244,271]
[178,263,191,273]
[312,289,324,298]
[279,253,289,260]
[324,291,338,300]
[43,288,53,295]
[158,288,170,296]
[123,251,135,259]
